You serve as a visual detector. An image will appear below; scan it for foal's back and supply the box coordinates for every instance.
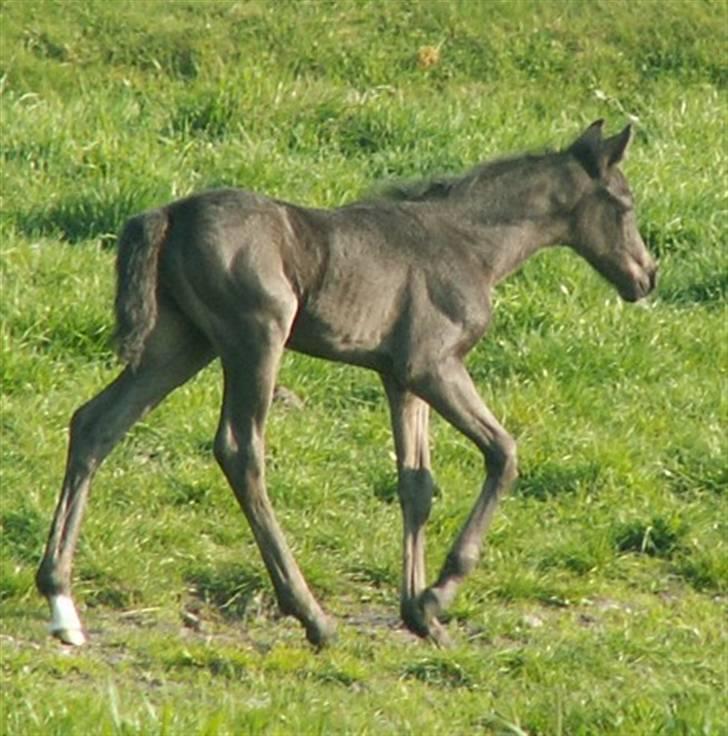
[158,188,489,372]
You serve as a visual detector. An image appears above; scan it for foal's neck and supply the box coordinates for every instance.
[449,155,578,284]
[447,202,569,286]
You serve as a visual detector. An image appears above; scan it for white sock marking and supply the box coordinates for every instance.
[49,595,86,645]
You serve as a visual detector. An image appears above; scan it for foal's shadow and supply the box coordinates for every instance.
[185,564,274,621]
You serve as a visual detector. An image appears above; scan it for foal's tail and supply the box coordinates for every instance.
[113,208,169,369]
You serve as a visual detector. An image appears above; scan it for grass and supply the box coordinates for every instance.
[1,0,726,734]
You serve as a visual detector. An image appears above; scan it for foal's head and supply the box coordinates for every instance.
[567,120,657,302]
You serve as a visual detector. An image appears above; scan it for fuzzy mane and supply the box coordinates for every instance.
[375,150,562,203]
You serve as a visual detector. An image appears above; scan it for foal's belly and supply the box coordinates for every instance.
[286,305,394,372]
[285,270,405,371]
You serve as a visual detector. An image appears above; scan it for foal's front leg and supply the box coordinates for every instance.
[411,358,518,639]
[381,377,444,640]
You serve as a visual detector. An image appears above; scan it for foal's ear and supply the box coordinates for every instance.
[573,119,605,146]
[569,120,605,179]
[602,124,633,168]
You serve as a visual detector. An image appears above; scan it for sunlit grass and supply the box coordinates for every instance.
[1,1,726,734]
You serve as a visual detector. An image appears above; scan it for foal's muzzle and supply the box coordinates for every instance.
[627,262,658,302]
[643,261,659,296]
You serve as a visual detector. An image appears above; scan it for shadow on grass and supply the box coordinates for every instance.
[611,516,685,559]
[77,563,144,610]
[401,656,475,689]
[13,184,169,245]
[673,553,726,593]
[186,563,274,620]
[515,460,601,501]
[658,272,727,309]
[661,448,727,496]
[0,507,45,564]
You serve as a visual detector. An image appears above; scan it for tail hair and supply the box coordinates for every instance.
[113,208,169,369]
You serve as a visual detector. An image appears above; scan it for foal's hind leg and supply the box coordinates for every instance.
[213,320,335,648]
[36,308,212,645]
[381,376,442,638]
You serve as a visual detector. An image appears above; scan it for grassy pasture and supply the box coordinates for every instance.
[1,1,726,734]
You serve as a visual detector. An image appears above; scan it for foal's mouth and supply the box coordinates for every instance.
[618,262,658,302]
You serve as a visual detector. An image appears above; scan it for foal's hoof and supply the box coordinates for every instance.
[51,626,87,647]
[305,616,337,650]
[402,594,451,648]
[423,617,452,648]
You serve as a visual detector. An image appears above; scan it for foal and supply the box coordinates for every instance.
[37,121,657,647]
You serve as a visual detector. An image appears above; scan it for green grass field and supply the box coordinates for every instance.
[1,1,726,733]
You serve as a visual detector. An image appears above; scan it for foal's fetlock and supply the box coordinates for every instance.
[401,597,430,638]
[304,615,337,650]
[402,591,451,647]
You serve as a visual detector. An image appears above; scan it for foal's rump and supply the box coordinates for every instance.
[114,189,306,367]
